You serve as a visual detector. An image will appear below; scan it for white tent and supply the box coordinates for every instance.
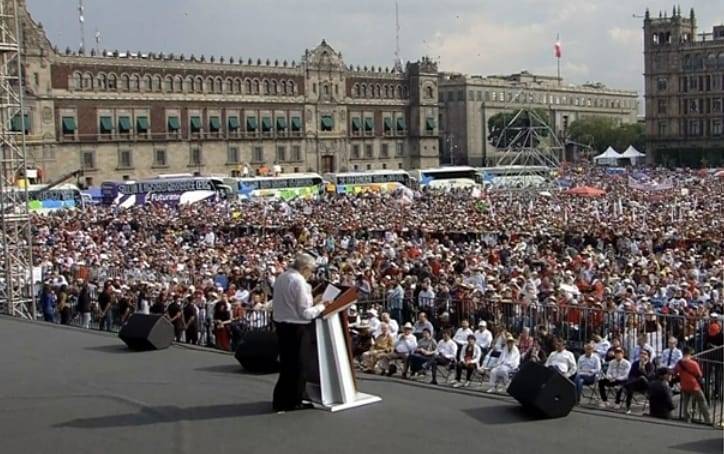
[621,146,645,165]
[593,147,622,166]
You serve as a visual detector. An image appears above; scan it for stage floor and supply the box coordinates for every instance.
[0,317,719,454]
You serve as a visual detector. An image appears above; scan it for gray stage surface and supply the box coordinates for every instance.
[0,317,720,454]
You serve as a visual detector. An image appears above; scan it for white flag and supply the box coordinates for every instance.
[79,15,84,23]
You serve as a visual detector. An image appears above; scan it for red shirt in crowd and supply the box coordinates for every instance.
[675,357,703,392]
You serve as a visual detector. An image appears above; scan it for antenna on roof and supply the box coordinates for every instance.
[393,1,403,72]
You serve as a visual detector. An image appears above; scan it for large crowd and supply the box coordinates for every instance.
[34,164,723,423]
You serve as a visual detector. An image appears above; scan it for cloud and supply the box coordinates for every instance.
[608,27,642,46]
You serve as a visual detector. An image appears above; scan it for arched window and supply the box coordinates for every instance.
[396,85,402,98]
[375,84,381,97]
[352,84,359,97]
[225,78,233,93]
[426,86,434,99]
[195,77,204,93]
[96,73,107,90]
[120,74,130,91]
[142,75,152,91]
[107,73,117,90]
[272,80,278,95]
[174,75,183,92]
[215,77,223,93]
[234,79,242,94]
[72,72,82,90]
[288,81,295,95]
[245,79,252,94]
[280,80,287,95]
[130,74,140,91]
[163,76,173,92]
[384,85,389,98]
[361,84,367,97]
[153,75,162,92]
[82,72,93,90]
[253,79,260,94]
[263,80,270,95]
[323,84,329,95]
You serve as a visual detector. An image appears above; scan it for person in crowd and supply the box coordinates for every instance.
[213,295,232,351]
[76,280,93,329]
[183,297,199,345]
[659,336,682,371]
[413,312,434,338]
[167,295,184,342]
[474,320,492,356]
[97,281,115,331]
[621,349,655,414]
[648,368,675,420]
[676,347,713,424]
[40,283,56,323]
[117,294,132,325]
[545,338,577,378]
[379,322,417,376]
[598,347,631,407]
[487,335,520,393]
[575,343,602,402]
[380,311,399,337]
[57,284,71,325]
[429,330,457,385]
[453,319,474,352]
[453,335,482,388]
[517,327,534,358]
[407,328,437,379]
[632,334,656,363]
[361,322,394,373]
[592,334,610,360]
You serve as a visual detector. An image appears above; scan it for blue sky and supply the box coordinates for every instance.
[26,0,724,96]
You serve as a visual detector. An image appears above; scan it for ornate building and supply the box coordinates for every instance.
[644,7,724,166]
[16,1,440,185]
[438,71,639,166]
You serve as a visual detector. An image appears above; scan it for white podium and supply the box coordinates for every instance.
[306,285,381,412]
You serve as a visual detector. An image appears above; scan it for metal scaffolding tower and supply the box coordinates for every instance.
[0,0,34,319]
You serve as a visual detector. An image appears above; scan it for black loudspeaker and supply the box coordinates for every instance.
[507,361,576,418]
[235,329,279,373]
[118,314,174,351]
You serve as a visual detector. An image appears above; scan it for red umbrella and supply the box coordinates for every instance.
[565,186,606,198]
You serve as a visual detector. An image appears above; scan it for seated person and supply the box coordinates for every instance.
[378,322,417,376]
[574,343,602,402]
[622,349,655,414]
[453,335,482,388]
[593,334,611,361]
[648,368,675,420]
[360,322,393,373]
[486,335,520,393]
[598,347,631,408]
[658,336,682,371]
[453,320,474,352]
[407,328,437,378]
[545,338,577,378]
[428,330,457,385]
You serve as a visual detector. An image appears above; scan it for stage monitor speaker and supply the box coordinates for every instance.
[235,329,279,374]
[118,314,174,351]
[507,361,576,418]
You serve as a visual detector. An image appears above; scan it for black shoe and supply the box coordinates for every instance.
[431,379,438,385]
[294,403,315,410]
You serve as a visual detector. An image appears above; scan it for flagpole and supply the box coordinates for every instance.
[556,33,561,87]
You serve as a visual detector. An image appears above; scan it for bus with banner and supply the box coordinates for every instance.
[101,176,232,208]
[323,170,412,194]
[476,165,552,188]
[8,183,86,214]
[410,166,482,190]
[226,173,324,201]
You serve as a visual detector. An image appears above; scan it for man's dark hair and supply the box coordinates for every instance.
[682,346,693,356]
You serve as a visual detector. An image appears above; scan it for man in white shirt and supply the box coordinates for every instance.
[272,254,327,412]
[453,320,474,351]
[417,283,436,315]
[368,309,381,337]
[380,312,399,337]
[545,338,578,378]
[429,330,457,385]
[474,321,493,355]
[592,334,611,360]
[598,347,631,407]
[379,323,417,376]
[575,343,602,401]
[487,335,520,393]
[659,336,682,371]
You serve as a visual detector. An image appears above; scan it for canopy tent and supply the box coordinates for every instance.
[592,147,623,166]
[621,146,645,165]
[715,169,724,178]
[565,185,606,198]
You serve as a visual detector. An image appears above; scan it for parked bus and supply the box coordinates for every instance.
[225,173,324,201]
[101,176,232,208]
[5,183,85,214]
[323,170,412,194]
[476,165,552,188]
[410,166,481,189]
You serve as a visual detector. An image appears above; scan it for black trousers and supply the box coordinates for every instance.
[273,322,308,411]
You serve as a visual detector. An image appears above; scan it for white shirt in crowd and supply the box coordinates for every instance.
[369,316,382,337]
[606,358,632,381]
[436,339,458,360]
[387,319,399,337]
[394,333,418,354]
[474,328,493,349]
[497,345,521,370]
[594,338,611,359]
[418,288,436,308]
[453,327,474,346]
[577,353,602,377]
[271,268,324,324]
[545,349,578,378]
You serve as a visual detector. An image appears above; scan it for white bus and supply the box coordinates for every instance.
[410,166,482,190]
[4,183,85,214]
[477,165,552,188]
[323,170,412,195]
[226,173,324,201]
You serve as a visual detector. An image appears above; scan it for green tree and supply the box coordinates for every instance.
[568,117,645,153]
[487,109,550,148]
